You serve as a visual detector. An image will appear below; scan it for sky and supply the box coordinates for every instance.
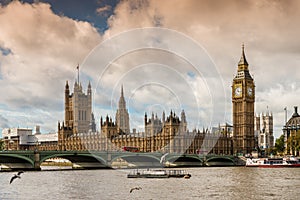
[0,0,299,139]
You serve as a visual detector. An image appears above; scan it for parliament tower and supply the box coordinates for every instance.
[232,45,255,155]
[64,80,92,134]
[116,85,130,134]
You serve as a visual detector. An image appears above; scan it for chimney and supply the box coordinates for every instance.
[34,125,41,135]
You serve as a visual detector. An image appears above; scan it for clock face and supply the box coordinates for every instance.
[235,86,242,97]
[247,87,253,96]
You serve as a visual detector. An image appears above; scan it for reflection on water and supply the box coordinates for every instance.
[0,167,299,200]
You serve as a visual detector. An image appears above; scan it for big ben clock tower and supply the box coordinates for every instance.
[232,44,255,155]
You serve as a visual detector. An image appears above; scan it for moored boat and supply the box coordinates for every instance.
[246,156,300,168]
[127,169,191,178]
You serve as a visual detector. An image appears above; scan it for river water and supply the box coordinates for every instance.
[0,167,299,200]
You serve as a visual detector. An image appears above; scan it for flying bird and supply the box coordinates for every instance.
[10,171,24,184]
[130,187,142,193]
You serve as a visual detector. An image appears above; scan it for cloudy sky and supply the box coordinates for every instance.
[0,0,299,139]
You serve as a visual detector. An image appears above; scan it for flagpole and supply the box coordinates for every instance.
[284,107,287,124]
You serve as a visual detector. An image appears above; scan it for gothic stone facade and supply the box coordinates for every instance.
[255,112,274,150]
[58,110,232,155]
[232,45,255,155]
[64,80,92,134]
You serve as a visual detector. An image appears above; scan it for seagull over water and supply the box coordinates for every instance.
[10,171,24,184]
[130,187,142,193]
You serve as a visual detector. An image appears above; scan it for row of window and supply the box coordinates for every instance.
[78,110,87,121]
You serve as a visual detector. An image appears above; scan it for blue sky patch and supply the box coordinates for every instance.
[0,46,12,56]
[19,0,120,33]
[187,71,196,78]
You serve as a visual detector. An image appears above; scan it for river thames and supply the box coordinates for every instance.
[0,167,299,200]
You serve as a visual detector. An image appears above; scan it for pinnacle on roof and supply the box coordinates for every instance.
[238,44,249,66]
[292,106,299,118]
[121,84,124,97]
[65,80,69,89]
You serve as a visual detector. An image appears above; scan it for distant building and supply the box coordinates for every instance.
[100,110,232,154]
[3,79,234,154]
[255,111,274,150]
[212,123,233,137]
[283,106,300,156]
[115,85,130,134]
[2,127,32,150]
[145,112,163,137]
[1,126,57,151]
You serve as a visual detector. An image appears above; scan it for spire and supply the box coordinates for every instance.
[181,109,186,123]
[144,112,148,124]
[65,80,69,89]
[118,84,126,108]
[121,84,124,98]
[238,43,249,67]
[89,112,96,132]
[88,81,92,95]
[76,64,80,83]
[116,84,130,134]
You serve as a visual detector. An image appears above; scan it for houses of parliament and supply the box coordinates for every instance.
[3,46,260,156]
[54,45,255,155]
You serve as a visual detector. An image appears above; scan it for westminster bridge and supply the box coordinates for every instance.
[0,150,240,171]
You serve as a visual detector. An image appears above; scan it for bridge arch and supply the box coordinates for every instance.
[0,154,34,166]
[111,153,162,168]
[205,156,235,166]
[40,153,107,166]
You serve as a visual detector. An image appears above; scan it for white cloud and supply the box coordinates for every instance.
[0,1,101,133]
[96,5,112,16]
[0,115,9,128]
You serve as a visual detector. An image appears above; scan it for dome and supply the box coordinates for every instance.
[287,106,300,126]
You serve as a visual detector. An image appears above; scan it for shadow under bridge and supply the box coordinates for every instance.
[40,151,109,169]
[0,151,36,170]
[204,155,236,167]
[163,154,204,167]
[111,152,163,168]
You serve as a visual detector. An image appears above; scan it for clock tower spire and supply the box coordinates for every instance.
[232,44,255,155]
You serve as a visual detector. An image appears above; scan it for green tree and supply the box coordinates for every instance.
[268,147,277,156]
[275,134,285,155]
